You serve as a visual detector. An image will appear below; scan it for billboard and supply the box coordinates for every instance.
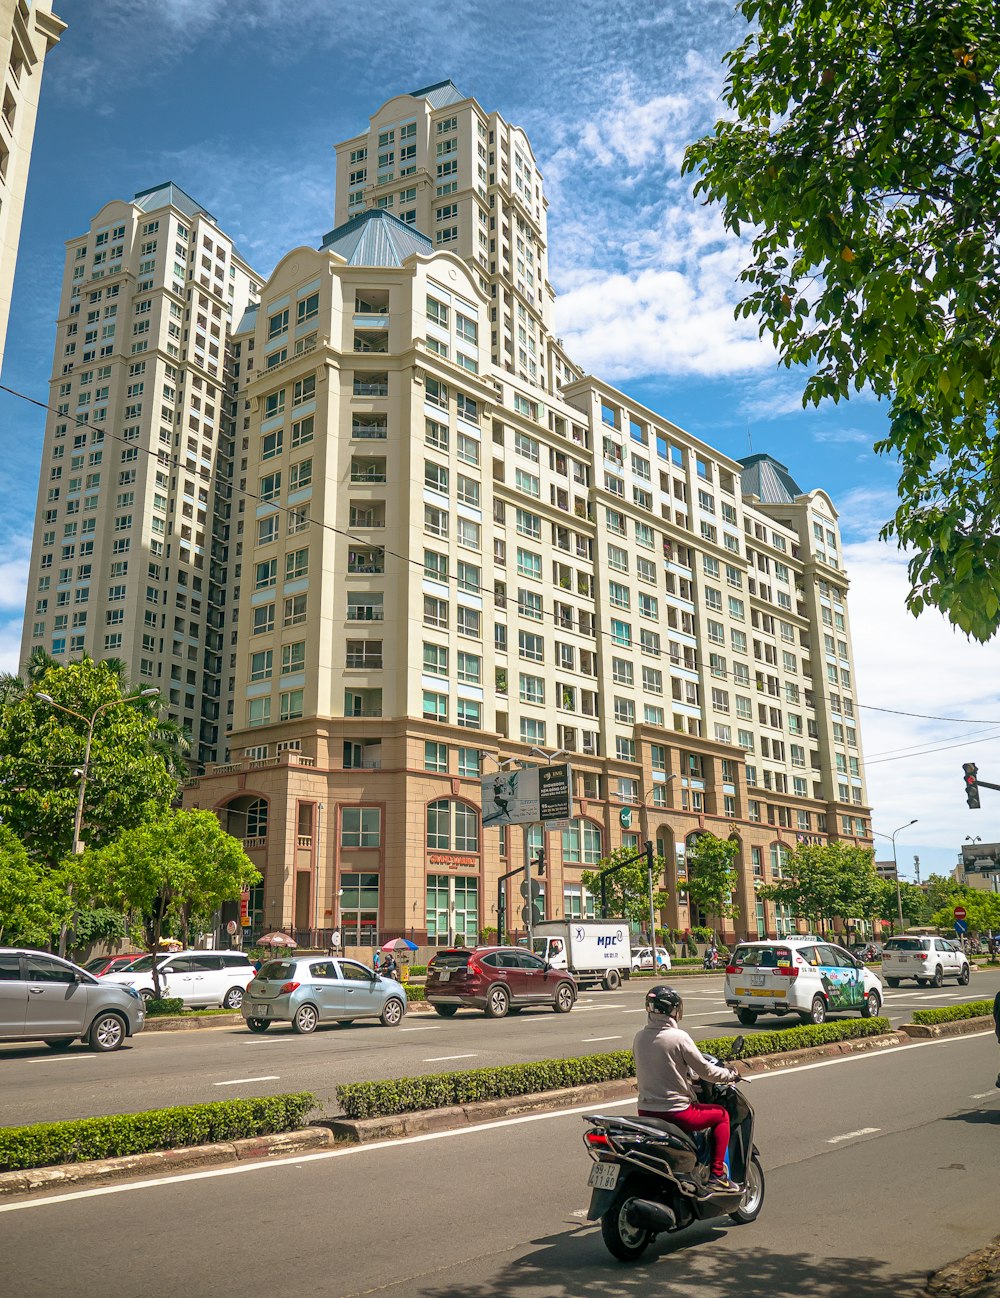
[481,763,573,827]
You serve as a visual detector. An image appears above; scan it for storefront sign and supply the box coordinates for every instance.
[427,853,479,870]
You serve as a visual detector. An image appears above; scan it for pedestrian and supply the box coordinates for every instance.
[373,949,382,973]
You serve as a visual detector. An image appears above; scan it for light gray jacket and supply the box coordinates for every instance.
[633,1013,734,1112]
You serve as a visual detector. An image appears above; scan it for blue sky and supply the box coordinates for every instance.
[3,0,999,881]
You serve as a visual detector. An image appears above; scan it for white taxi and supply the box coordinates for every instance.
[724,939,884,1026]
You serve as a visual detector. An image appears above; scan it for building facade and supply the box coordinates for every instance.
[19,182,262,766]
[179,83,872,948]
[0,0,65,373]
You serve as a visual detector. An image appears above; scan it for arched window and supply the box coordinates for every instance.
[561,818,603,865]
[426,799,479,852]
[246,799,268,838]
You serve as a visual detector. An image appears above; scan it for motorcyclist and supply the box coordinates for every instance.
[633,984,740,1195]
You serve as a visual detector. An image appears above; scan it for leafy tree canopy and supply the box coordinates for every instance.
[582,843,669,928]
[0,825,71,948]
[84,809,260,993]
[0,656,180,866]
[930,888,1000,933]
[760,841,885,929]
[685,0,1000,638]
[684,833,741,925]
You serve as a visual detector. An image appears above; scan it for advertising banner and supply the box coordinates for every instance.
[481,763,572,827]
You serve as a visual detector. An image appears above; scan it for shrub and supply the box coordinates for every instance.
[911,999,995,1026]
[144,997,185,1017]
[335,1017,893,1119]
[402,984,425,1002]
[0,1093,315,1172]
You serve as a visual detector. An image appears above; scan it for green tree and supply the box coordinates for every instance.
[84,809,261,996]
[685,1,1000,639]
[930,889,1000,934]
[683,834,740,936]
[0,826,71,947]
[895,880,931,929]
[760,842,883,933]
[0,657,180,868]
[582,844,669,930]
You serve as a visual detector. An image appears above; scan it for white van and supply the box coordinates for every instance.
[724,938,884,1026]
[882,936,970,988]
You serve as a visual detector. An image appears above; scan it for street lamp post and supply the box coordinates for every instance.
[38,687,159,957]
[872,818,918,935]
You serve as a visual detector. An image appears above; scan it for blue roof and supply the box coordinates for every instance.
[408,80,464,108]
[133,182,215,223]
[320,208,433,266]
[738,453,804,504]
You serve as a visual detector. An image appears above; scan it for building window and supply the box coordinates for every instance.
[340,872,379,946]
[424,741,448,773]
[341,807,381,848]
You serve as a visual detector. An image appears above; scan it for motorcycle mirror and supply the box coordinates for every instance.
[731,1035,745,1059]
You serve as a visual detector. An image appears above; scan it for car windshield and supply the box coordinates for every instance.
[885,938,928,951]
[431,952,472,970]
[732,946,782,968]
[83,957,109,971]
[124,955,161,972]
[258,961,296,980]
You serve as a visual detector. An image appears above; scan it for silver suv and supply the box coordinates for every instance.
[0,948,145,1051]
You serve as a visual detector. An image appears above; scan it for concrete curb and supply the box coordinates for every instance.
[0,1127,334,1198]
[900,1015,994,1040]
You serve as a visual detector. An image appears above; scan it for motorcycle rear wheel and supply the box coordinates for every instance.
[601,1186,654,1262]
[730,1153,765,1225]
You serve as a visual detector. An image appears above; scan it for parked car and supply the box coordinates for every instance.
[103,949,254,1008]
[724,938,884,1026]
[425,946,577,1018]
[83,953,144,978]
[630,946,672,973]
[0,948,145,1051]
[241,957,407,1033]
[882,936,970,987]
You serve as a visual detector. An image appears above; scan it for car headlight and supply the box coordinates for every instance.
[122,985,141,1001]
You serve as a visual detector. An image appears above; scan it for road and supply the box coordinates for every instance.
[3,1029,999,1297]
[2,968,998,1127]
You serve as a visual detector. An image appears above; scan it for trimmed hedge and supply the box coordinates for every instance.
[145,997,185,1017]
[0,1092,316,1173]
[337,1052,636,1119]
[911,999,995,1026]
[335,1016,893,1119]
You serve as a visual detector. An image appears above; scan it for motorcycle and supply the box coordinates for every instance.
[582,1036,764,1262]
[702,948,720,971]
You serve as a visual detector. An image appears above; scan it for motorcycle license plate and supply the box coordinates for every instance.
[588,1162,620,1190]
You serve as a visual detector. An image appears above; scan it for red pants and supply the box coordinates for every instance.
[638,1103,730,1176]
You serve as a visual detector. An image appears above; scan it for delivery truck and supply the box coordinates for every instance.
[531,919,631,990]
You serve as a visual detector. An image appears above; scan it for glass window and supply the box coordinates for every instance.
[340,807,381,848]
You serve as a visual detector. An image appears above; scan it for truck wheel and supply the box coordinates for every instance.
[602,969,621,991]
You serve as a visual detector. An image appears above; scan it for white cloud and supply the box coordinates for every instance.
[0,533,30,675]
[846,537,1000,877]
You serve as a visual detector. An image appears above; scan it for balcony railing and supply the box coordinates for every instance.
[353,382,389,397]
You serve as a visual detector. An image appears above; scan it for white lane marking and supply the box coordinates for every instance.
[826,1126,880,1143]
[26,1056,88,1063]
[971,1090,998,1100]
[582,1036,622,1043]
[424,1054,478,1062]
[4,1029,995,1215]
[213,1075,279,1086]
[400,1027,438,1033]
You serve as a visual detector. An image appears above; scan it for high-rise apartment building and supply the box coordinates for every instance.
[20,182,262,765]
[0,0,65,373]
[179,84,872,948]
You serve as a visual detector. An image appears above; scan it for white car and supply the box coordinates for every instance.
[882,936,970,988]
[630,946,672,972]
[103,950,254,1008]
[724,938,883,1026]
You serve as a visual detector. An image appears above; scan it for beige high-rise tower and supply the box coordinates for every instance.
[20,183,262,766]
[177,84,873,950]
[0,0,65,374]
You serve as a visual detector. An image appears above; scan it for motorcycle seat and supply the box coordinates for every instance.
[628,1117,699,1151]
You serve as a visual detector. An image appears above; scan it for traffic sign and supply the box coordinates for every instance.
[955,919,969,936]
[954,905,967,920]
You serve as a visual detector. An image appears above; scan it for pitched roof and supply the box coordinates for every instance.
[738,453,804,504]
[408,80,465,109]
[319,208,433,266]
[132,182,215,223]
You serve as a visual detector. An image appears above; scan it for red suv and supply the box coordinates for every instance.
[425,946,577,1019]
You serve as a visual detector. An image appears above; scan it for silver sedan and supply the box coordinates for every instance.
[241,956,407,1033]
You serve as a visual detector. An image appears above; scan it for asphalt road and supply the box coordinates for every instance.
[2,968,998,1127]
[3,1029,999,1297]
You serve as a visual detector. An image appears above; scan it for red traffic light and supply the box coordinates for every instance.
[964,762,980,809]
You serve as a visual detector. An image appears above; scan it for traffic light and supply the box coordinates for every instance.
[520,877,544,924]
[535,846,546,876]
[964,762,980,809]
